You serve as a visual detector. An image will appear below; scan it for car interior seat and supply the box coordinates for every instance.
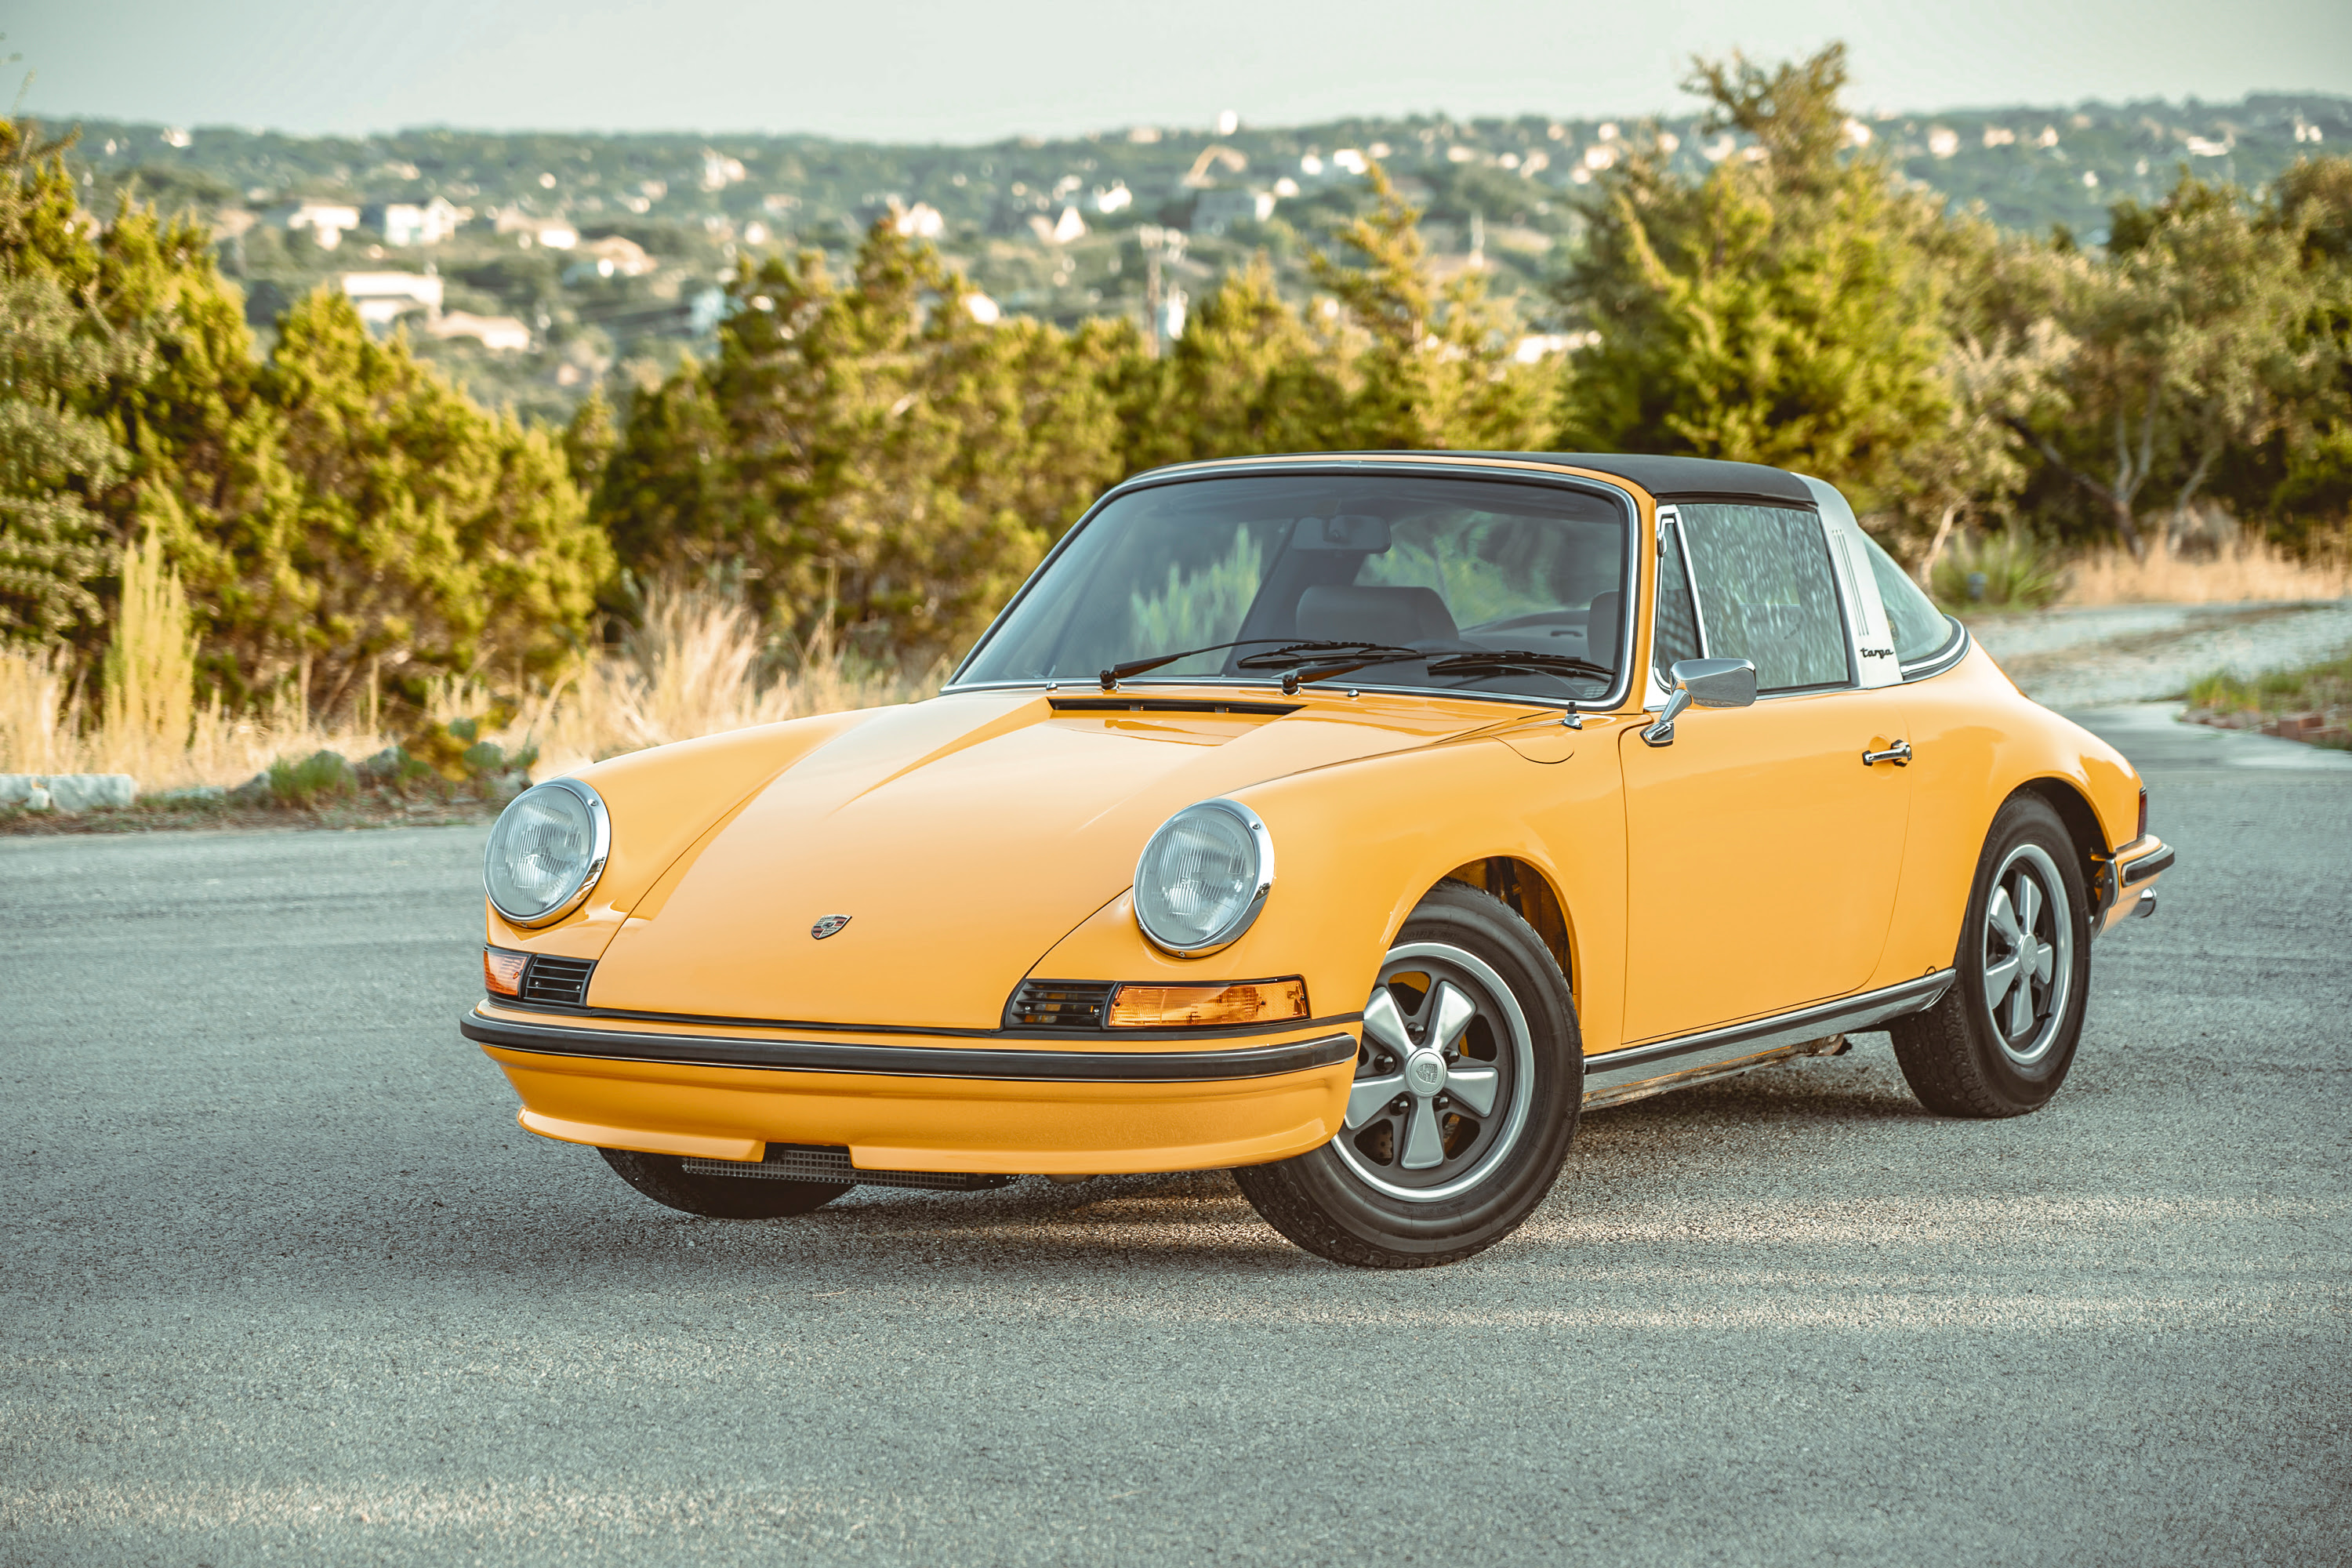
[1294,586,1458,646]
[1584,591,1621,659]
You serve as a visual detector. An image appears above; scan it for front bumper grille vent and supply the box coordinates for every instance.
[683,1144,1014,1192]
[518,955,596,1007]
[1006,979,1116,1029]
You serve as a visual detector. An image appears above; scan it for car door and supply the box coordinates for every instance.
[1617,501,1912,1044]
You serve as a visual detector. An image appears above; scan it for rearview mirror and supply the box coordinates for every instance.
[1291,514,1392,552]
[1642,657,1759,747]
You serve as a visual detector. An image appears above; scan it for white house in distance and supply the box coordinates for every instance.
[892,202,947,240]
[427,312,532,352]
[1192,188,1276,234]
[363,197,463,246]
[339,271,443,328]
[267,200,361,249]
[561,234,656,283]
[491,209,579,249]
[1025,205,1087,245]
[700,150,747,191]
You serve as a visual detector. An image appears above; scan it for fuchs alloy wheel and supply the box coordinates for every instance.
[597,1147,850,1218]
[1234,880,1580,1268]
[1891,794,2094,1118]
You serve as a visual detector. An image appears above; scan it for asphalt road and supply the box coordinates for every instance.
[3,709,2347,1566]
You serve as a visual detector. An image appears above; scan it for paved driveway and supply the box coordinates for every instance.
[2,710,2346,1565]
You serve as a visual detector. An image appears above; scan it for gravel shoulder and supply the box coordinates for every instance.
[2,714,2347,1566]
[1967,598,2352,707]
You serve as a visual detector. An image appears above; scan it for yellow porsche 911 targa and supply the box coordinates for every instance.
[462,453,2175,1267]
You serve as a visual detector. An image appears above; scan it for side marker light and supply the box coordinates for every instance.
[1106,978,1309,1029]
[484,946,528,997]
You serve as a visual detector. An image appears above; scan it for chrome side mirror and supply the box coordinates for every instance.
[1642,658,1759,747]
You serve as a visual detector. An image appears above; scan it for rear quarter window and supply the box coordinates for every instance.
[1857,533,1962,666]
[1678,503,1851,692]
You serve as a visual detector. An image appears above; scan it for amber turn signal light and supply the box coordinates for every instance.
[483,946,528,997]
[1106,978,1308,1029]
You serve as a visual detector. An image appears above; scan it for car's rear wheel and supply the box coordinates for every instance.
[597,1147,851,1218]
[1891,794,2092,1117]
[1234,880,1580,1268]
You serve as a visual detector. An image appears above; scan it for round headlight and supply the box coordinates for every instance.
[1134,799,1273,957]
[484,778,610,927]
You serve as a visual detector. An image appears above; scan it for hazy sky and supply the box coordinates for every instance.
[9,0,2350,142]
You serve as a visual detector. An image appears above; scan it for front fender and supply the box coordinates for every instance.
[485,706,891,960]
[1025,720,1635,1052]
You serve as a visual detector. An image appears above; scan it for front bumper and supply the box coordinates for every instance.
[462,1004,1357,1176]
[2093,834,2175,937]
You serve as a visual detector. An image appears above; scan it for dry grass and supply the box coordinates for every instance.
[2,532,402,790]
[2,583,935,794]
[521,589,935,779]
[2064,532,2351,605]
[0,645,75,776]
[0,650,401,792]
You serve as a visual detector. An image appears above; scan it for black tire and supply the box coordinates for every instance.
[597,1146,851,1218]
[1892,793,2092,1118]
[1234,880,1580,1268]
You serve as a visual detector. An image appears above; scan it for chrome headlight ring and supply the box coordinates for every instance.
[483,776,612,928]
[1133,797,1275,959]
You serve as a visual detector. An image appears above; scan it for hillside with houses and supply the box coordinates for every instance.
[45,93,2350,419]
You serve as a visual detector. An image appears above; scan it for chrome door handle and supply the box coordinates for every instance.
[1861,740,1913,767]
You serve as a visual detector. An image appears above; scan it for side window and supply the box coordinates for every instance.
[1855,531,1960,665]
[1679,503,1852,692]
[1651,517,1702,684]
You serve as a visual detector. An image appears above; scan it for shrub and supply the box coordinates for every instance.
[1929,530,2067,612]
[2187,648,2352,715]
[267,748,356,807]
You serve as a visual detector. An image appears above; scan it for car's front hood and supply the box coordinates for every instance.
[584,688,1510,1028]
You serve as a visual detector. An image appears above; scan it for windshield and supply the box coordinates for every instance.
[956,473,1632,703]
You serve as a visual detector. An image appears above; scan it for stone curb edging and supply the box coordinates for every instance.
[0,774,139,814]
[2184,706,2352,748]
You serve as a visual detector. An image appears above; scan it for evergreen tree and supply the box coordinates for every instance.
[0,272,140,645]
[264,290,612,710]
[0,114,609,713]
[1556,46,1952,519]
[1123,255,1347,472]
[1314,165,1551,452]
[596,220,1125,656]
[2018,175,2324,557]
[2246,158,2352,550]
[562,388,619,492]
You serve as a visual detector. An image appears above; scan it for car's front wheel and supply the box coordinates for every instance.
[597,1147,851,1218]
[1891,793,2093,1117]
[1234,880,1580,1268]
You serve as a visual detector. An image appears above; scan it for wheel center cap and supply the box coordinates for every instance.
[1405,1049,1447,1096]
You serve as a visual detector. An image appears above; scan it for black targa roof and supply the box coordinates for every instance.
[1169,452,1820,508]
[1501,453,1817,506]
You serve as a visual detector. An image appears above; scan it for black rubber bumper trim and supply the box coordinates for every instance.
[2122,844,2176,886]
[482,993,1363,1042]
[462,1011,1359,1083]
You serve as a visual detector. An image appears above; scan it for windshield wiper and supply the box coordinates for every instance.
[1097,641,1614,698]
[1250,646,1433,695]
[1098,638,1417,691]
[1231,641,1427,671]
[1425,649,1617,682]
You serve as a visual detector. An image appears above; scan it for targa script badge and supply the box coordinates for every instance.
[810,914,852,940]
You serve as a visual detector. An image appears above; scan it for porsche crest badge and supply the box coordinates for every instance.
[810,914,852,940]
